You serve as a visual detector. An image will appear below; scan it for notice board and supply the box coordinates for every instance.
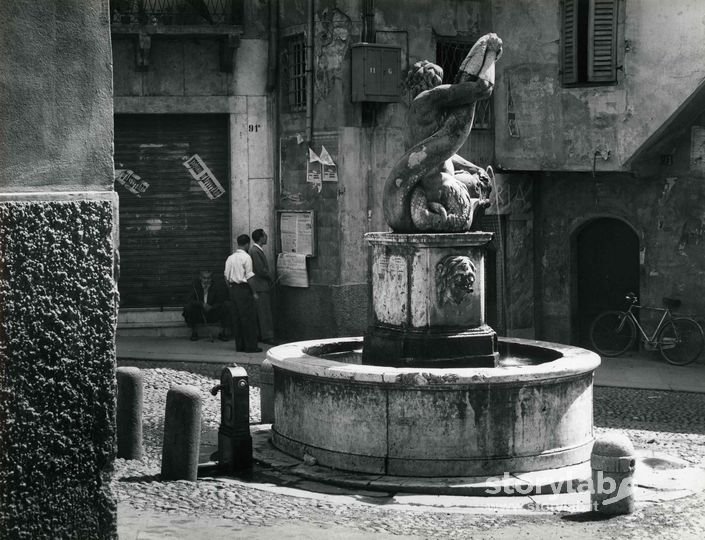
[278,210,315,256]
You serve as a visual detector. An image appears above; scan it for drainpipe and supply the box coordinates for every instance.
[266,0,278,93]
[363,0,374,42]
[306,0,314,144]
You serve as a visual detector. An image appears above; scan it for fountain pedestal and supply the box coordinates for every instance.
[363,232,497,367]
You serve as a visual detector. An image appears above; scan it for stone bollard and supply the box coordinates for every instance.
[591,433,636,515]
[116,367,143,460]
[161,385,202,481]
[259,358,274,424]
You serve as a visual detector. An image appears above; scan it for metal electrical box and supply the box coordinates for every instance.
[351,43,402,103]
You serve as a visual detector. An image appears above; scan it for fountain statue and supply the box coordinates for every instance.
[266,34,601,484]
[364,32,503,367]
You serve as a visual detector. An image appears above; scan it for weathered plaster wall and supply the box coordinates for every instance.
[0,1,114,190]
[537,114,705,343]
[0,1,117,537]
[492,0,705,171]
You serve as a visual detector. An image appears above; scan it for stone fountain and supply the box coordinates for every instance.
[266,34,600,484]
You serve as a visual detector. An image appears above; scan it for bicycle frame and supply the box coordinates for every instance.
[620,302,673,346]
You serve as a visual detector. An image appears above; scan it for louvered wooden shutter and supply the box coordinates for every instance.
[561,0,579,85]
[588,0,617,82]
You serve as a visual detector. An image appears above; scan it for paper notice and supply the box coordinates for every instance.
[277,253,309,287]
[183,154,226,199]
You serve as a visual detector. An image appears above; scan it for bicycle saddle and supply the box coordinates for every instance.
[662,297,681,309]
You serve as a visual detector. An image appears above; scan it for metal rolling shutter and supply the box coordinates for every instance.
[114,114,230,308]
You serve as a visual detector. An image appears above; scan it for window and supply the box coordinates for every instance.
[436,38,492,130]
[282,34,307,113]
[561,0,618,86]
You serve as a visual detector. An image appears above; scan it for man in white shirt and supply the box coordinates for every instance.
[224,234,261,352]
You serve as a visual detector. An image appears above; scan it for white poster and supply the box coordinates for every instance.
[277,253,309,287]
[279,211,314,256]
[183,154,226,199]
[320,145,338,182]
[114,169,150,196]
[307,147,322,191]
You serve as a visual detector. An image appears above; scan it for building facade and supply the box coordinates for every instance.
[113,0,705,348]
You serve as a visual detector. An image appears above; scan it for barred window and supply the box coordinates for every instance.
[282,34,307,113]
[436,38,492,130]
[561,0,618,86]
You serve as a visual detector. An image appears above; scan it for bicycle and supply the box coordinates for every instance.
[589,293,705,365]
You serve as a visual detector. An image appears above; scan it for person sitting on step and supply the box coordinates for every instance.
[182,270,231,341]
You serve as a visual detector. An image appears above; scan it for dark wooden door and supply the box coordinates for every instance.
[576,218,639,346]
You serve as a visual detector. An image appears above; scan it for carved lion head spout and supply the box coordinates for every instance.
[436,255,476,306]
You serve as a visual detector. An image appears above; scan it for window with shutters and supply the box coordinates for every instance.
[561,0,618,86]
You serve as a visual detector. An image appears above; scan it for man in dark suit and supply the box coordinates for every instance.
[182,270,231,341]
[249,229,275,344]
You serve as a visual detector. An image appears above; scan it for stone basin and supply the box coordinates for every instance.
[267,337,600,478]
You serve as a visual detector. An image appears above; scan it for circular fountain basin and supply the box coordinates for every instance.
[267,337,600,477]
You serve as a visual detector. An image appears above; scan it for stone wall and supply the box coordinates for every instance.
[0,198,118,537]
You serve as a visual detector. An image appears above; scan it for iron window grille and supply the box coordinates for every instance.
[282,34,307,113]
[435,37,492,130]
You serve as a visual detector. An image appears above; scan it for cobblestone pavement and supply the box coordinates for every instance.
[115,368,705,539]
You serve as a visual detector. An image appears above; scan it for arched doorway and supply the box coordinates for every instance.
[574,218,640,347]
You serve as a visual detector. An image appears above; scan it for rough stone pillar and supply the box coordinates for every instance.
[0,2,117,538]
[116,367,144,460]
[161,385,202,481]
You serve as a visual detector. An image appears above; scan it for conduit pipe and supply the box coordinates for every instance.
[306,0,314,144]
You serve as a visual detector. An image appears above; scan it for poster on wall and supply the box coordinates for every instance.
[307,147,323,191]
[277,253,309,287]
[182,153,226,199]
[278,211,315,256]
[320,145,338,182]
[115,169,150,196]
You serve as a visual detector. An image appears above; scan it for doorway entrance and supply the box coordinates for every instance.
[574,218,640,347]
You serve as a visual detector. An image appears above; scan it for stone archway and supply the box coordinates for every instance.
[573,217,640,347]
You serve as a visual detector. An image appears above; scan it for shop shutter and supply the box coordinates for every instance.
[588,0,618,82]
[114,114,231,308]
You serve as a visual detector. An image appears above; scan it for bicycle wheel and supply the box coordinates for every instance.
[658,317,705,366]
[589,311,636,357]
